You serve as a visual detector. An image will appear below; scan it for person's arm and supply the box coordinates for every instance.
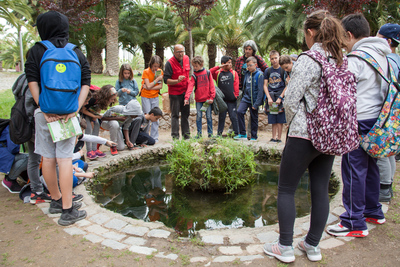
[184,77,195,105]
[128,80,139,96]
[166,76,185,85]
[64,84,89,122]
[254,73,265,109]
[263,76,273,106]
[80,104,101,120]
[210,66,220,81]
[143,78,163,90]
[233,70,239,98]
[163,61,173,84]
[256,55,269,72]
[208,71,215,103]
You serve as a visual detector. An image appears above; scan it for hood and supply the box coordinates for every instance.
[352,37,391,57]
[36,11,69,46]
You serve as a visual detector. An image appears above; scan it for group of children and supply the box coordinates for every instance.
[183,51,295,142]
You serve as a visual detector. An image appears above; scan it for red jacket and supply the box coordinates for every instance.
[167,55,190,95]
[210,66,239,98]
[185,69,216,102]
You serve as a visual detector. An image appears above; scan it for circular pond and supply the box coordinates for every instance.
[92,163,312,237]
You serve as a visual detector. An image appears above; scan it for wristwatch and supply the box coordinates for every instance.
[278,96,284,100]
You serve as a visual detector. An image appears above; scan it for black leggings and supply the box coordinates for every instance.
[278,137,335,247]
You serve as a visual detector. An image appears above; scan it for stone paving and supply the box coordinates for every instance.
[35,141,389,265]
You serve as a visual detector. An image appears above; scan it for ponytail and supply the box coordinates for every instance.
[304,10,347,66]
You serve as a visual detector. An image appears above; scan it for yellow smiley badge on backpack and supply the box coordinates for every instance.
[56,63,66,73]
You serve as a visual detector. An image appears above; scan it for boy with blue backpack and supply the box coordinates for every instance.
[25,11,91,226]
[234,57,264,141]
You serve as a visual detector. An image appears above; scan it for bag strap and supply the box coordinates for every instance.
[40,40,55,50]
[65,43,77,50]
[348,50,393,83]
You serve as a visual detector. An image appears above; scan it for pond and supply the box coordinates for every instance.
[92,163,312,237]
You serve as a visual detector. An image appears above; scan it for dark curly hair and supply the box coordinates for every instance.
[94,84,117,110]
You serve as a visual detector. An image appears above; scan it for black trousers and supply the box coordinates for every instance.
[169,93,190,139]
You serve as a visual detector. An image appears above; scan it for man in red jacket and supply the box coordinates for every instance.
[164,44,191,139]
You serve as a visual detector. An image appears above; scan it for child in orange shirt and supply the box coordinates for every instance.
[140,55,163,142]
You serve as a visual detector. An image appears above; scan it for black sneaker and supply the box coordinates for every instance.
[30,192,52,204]
[72,193,83,202]
[49,198,82,214]
[2,178,22,193]
[58,208,87,226]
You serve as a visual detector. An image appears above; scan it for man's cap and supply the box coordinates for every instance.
[378,23,400,44]
[221,56,232,64]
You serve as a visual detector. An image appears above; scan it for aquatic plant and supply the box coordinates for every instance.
[167,137,258,193]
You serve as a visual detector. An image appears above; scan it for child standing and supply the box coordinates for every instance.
[210,56,239,136]
[184,56,215,138]
[264,50,287,143]
[141,55,164,142]
[116,64,139,105]
[25,11,91,226]
[80,85,117,160]
[234,57,264,141]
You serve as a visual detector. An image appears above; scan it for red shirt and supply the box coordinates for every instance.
[185,69,216,102]
[167,55,190,95]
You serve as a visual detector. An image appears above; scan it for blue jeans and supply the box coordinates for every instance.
[196,102,213,137]
[8,153,28,181]
[237,101,259,139]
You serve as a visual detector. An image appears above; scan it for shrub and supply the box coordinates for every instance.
[167,138,257,193]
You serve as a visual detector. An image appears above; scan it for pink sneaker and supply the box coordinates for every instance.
[94,149,106,158]
[87,151,98,160]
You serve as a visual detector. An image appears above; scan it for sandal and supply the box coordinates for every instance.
[270,138,277,142]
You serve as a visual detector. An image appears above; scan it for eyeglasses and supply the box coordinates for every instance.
[247,64,255,67]
[175,50,185,54]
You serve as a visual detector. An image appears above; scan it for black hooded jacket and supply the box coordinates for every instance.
[25,11,91,87]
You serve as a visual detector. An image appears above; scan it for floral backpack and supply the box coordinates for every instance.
[349,50,400,158]
[301,50,359,156]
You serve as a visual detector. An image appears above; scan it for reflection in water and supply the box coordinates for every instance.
[94,164,311,237]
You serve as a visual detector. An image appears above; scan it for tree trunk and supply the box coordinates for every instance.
[207,43,216,68]
[155,42,164,64]
[90,45,104,74]
[104,0,120,76]
[141,42,153,70]
[226,46,239,68]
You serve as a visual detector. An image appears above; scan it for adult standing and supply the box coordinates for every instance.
[163,44,191,140]
[235,40,268,92]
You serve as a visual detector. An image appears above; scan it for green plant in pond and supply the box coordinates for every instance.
[167,137,257,193]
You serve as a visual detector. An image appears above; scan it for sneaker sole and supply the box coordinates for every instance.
[49,202,83,214]
[263,247,295,263]
[1,180,20,193]
[58,211,87,226]
[298,243,322,261]
[30,198,52,205]
[327,229,368,237]
[365,217,386,225]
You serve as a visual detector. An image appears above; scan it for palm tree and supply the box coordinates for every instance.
[0,0,32,27]
[0,31,38,69]
[249,0,308,53]
[104,0,121,76]
[206,0,253,66]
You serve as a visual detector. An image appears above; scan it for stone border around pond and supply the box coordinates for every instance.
[35,141,389,264]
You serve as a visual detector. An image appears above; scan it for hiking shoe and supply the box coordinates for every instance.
[49,199,82,214]
[30,192,52,204]
[326,223,368,237]
[110,146,118,156]
[58,207,87,226]
[250,138,257,141]
[2,179,22,193]
[233,134,247,140]
[379,187,392,202]
[365,217,386,225]
[276,139,282,143]
[72,193,84,202]
[87,151,98,160]
[263,240,295,263]
[297,237,322,262]
[94,149,106,158]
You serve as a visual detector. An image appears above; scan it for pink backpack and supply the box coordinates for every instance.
[301,50,359,156]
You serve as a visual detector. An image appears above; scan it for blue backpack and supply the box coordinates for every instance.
[39,40,81,115]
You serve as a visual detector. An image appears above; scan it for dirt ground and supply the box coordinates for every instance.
[1,126,400,266]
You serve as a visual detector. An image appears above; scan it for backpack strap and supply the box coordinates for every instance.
[348,50,392,84]
[40,40,56,50]
[65,43,77,50]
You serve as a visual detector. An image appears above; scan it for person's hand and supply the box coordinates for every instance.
[105,140,117,147]
[95,115,102,120]
[121,88,127,93]
[155,75,163,82]
[184,100,189,106]
[64,112,76,123]
[72,165,79,171]
[127,89,131,94]
[286,76,290,83]
[252,106,257,110]
[276,98,282,105]
[177,75,185,82]
[79,149,85,157]
[43,113,61,123]
[126,140,134,149]
[207,99,213,104]
[267,97,274,106]
[85,172,94,179]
